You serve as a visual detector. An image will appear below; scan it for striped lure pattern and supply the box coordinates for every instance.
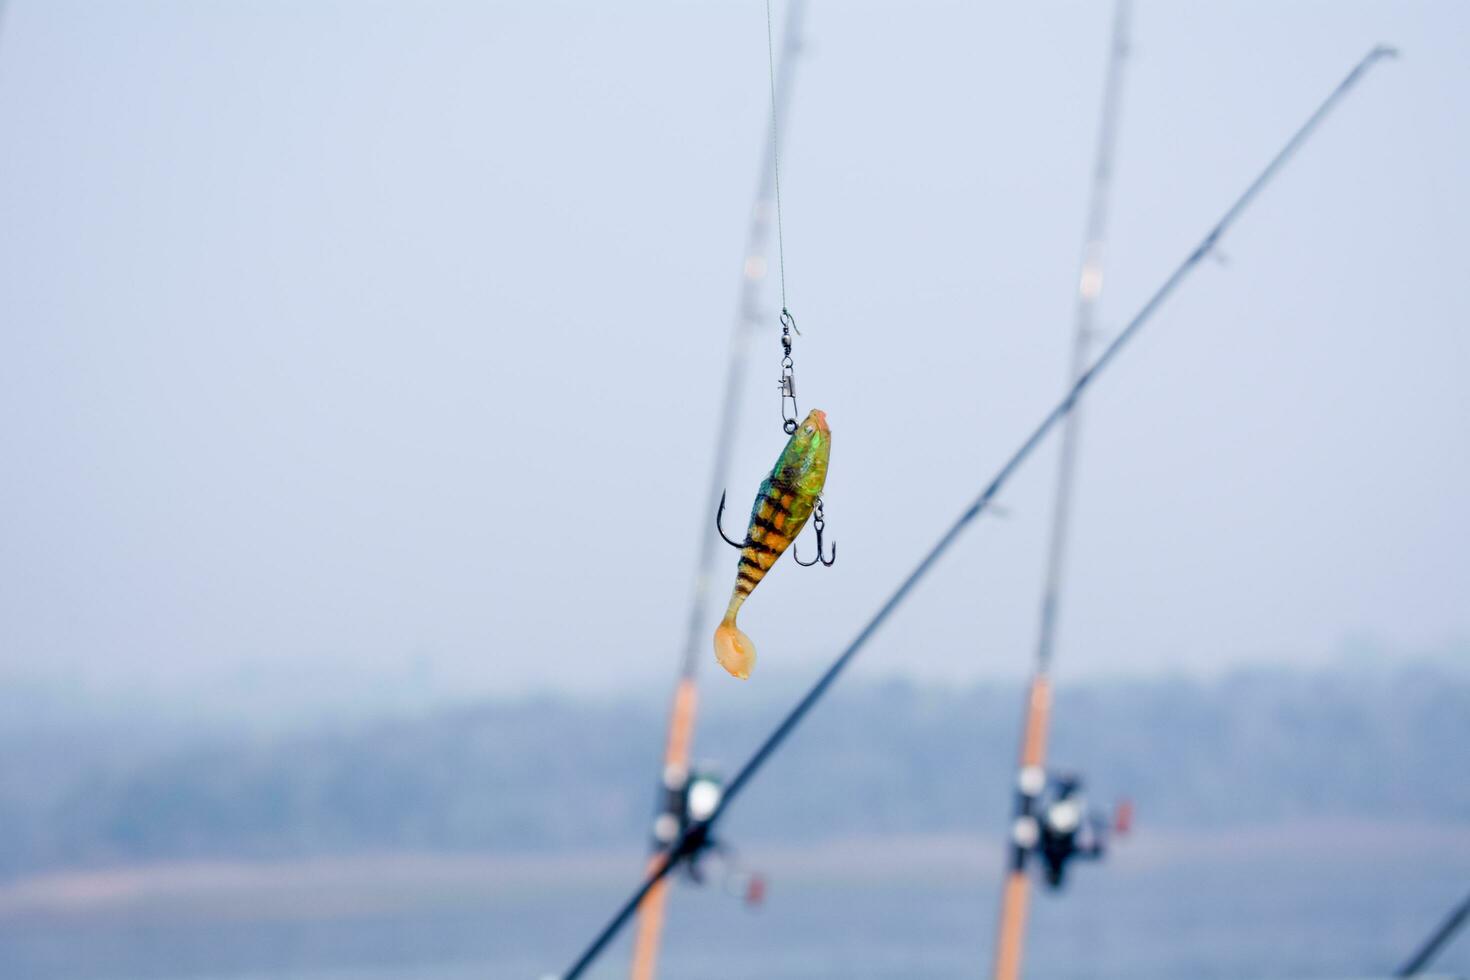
[714,409,831,679]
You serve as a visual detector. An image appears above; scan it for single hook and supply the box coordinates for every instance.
[716,491,749,549]
[792,499,836,567]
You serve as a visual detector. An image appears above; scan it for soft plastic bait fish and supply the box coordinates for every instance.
[713,408,831,679]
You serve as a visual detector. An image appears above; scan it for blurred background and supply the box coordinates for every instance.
[0,1,1467,978]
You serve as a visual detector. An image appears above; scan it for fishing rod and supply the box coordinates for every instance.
[554,43,1395,980]
[993,4,1130,977]
[1396,890,1470,976]
[627,2,808,977]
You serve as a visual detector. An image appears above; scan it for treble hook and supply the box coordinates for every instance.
[792,498,836,567]
[716,491,749,549]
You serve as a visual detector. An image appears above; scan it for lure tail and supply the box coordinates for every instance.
[714,617,756,680]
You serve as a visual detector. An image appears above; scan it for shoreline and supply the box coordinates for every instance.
[4,817,1466,922]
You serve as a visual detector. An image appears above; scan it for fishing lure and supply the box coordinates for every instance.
[713,408,833,679]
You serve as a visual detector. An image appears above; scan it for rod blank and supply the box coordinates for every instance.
[1397,890,1470,976]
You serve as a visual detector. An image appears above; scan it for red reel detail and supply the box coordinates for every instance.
[1113,798,1134,836]
[745,874,767,908]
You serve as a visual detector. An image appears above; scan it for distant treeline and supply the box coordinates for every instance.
[1,662,1466,877]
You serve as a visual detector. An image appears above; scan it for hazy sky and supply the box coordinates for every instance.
[0,1,1466,721]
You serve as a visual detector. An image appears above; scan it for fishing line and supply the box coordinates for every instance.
[765,0,790,319]
[555,43,1395,980]
[765,0,811,439]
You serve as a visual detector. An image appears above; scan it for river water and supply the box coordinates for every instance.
[2,822,1466,979]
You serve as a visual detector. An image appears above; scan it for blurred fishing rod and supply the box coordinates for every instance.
[993,4,1130,977]
[1396,890,1470,976]
[554,42,1395,980]
[626,2,807,977]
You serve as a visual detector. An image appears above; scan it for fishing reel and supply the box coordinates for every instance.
[649,764,767,908]
[1008,768,1130,890]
